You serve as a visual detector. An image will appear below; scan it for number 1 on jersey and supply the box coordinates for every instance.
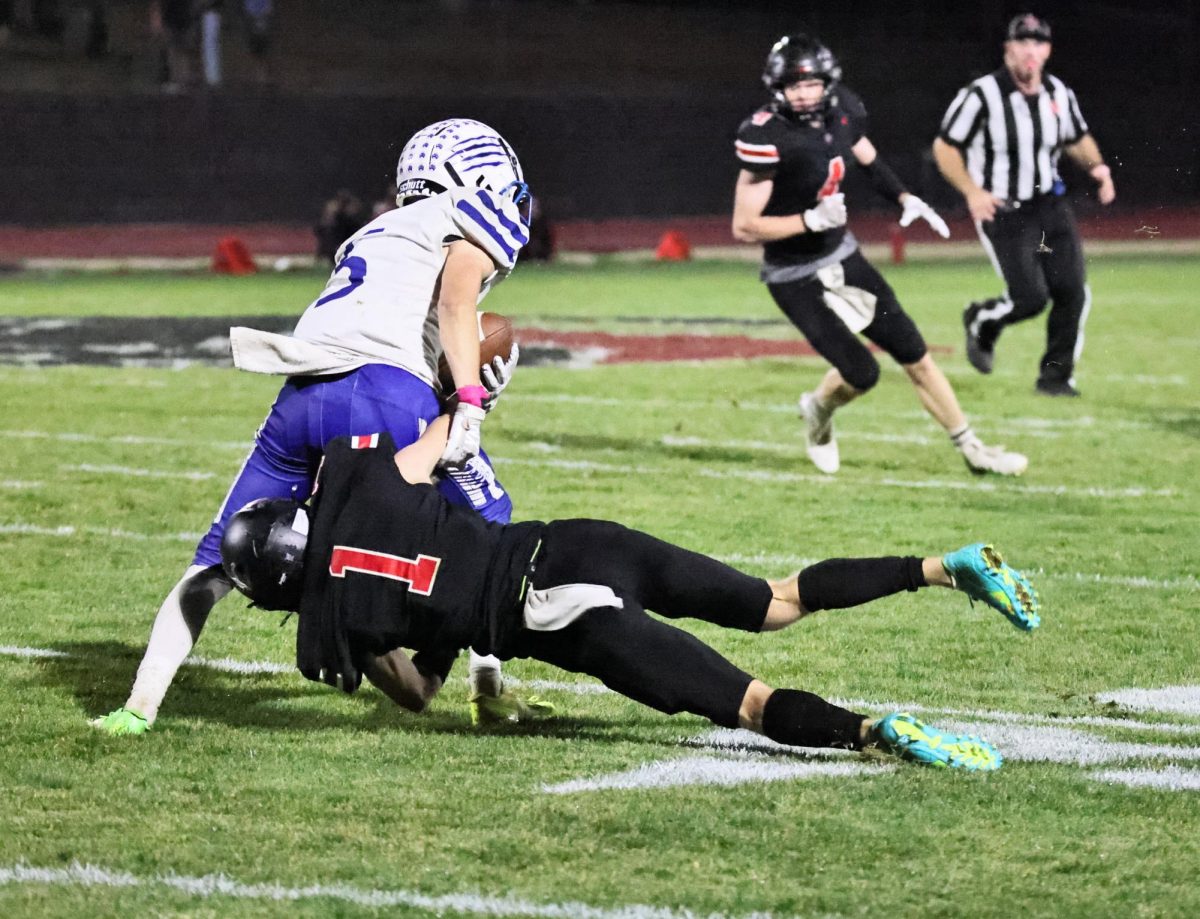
[330,546,441,595]
[818,156,845,198]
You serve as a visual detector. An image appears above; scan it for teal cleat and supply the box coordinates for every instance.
[90,707,150,736]
[873,712,1002,771]
[469,690,556,727]
[943,542,1040,631]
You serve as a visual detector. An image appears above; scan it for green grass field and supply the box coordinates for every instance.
[1,256,1198,918]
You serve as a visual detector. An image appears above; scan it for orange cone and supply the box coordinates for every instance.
[212,236,258,275]
[655,230,691,261]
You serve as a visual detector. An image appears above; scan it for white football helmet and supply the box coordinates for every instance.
[395,118,529,217]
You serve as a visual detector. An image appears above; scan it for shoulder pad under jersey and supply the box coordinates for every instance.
[447,187,529,274]
[735,108,785,170]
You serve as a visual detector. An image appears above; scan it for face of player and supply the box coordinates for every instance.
[782,78,827,115]
[1004,38,1051,88]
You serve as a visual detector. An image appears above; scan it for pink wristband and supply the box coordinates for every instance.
[456,385,488,408]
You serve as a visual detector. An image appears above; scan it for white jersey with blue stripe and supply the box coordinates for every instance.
[289,187,528,387]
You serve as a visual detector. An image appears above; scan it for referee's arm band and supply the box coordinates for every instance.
[862,156,907,203]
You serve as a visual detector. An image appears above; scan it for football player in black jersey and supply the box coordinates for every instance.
[219,416,1042,772]
[732,34,1028,477]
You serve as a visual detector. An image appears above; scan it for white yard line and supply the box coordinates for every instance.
[543,756,890,794]
[1,519,1193,596]
[1,429,247,450]
[495,455,1176,500]
[1093,766,1200,792]
[716,554,1199,592]
[0,522,202,542]
[0,646,289,676]
[0,861,787,919]
[53,453,1175,500]
[61,463,218,481]
[0,645,70,659]
[518,394,1191,430]
[1095,687,1200,717]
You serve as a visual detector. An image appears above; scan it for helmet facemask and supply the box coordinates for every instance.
[762,35,842,119]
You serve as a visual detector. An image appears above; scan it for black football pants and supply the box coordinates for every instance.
[511,519,772,728]
[767,250,928,392]
[976,195,1089,384]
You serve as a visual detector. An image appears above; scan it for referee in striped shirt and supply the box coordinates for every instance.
[933,13,1115,397]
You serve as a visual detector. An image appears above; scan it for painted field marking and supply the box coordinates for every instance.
[0,861,778,919]
[937,721,1200,765]
[545,714,1200,794]
[2,429,248,450]
[0,521,1192,594]
[1,480,42,489]
[496,455,1177,500]
[542,755,890,794]
[715,553,1199,593]
[517,394,1190,433]
[0,645,70,659]
[61,463,218,481]
[0,522,202,542]
[0,646,289,676]
[1096,687,1200,717]
[10,437,1172,498]
[1093,766,1200,791]
[3,645,1197,792]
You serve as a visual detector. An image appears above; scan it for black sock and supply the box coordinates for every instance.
[761,688,866,750]
[798,556,926,613]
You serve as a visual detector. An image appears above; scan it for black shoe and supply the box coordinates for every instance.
[963,302,994,374]
[1035,378,1080,397]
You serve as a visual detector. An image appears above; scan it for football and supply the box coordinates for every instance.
[437,311,515,392]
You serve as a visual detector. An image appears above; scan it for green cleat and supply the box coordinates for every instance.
[873,712,1002,771]
[90,707,150,736]
[469,690,556,727]
[943,542,1040,631]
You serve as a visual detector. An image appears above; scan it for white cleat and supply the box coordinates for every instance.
[960,438,1028,476]
[798,392,840,474]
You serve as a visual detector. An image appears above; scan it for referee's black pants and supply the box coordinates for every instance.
[976,194,1089,384]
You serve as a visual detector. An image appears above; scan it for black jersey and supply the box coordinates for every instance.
[295,433,543,692]
[734,88,868,267]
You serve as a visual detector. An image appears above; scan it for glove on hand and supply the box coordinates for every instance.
[481,342,519,414]
[803,193,847,232]
[441,401,487,468]
[898,195,951,238]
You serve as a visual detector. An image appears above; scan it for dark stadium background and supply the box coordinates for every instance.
[1,0,1196,232]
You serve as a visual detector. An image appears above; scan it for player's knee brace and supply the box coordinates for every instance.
[761,688,865,750]
[798,556,925,612]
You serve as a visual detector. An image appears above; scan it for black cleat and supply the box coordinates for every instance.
[1034,378,1081,397]
[963,302,994,374]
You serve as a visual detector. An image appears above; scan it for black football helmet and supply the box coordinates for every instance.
[762,34,842,116]
[220,497,310,611]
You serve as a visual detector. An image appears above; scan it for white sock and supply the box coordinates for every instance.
[948,423,977,449]
[467,650,503,697]
[125,564,229,723]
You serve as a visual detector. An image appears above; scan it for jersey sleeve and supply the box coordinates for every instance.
[734,112,783,173]
[939,85,983,147]
[1061,84,1089,142]
[448,187,529,276]
[832,86,869,142]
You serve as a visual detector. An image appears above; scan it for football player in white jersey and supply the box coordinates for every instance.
[94,119,551,735]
